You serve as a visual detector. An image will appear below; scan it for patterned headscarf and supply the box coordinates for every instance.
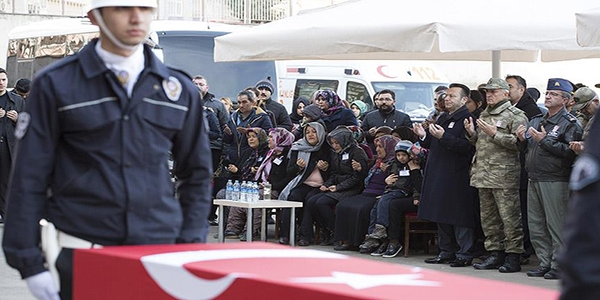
[364,135,401,186]
[327,126,355,153]
[375,135,401,163]
[255,128,295,182]
[346,125,366,144]
[246,127,268,146]
[316,89,345,116]
[240,128,269,180]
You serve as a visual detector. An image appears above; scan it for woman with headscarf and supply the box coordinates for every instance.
[299,126,368,246]
[314,90,358,132]
[255,127,296,199]
[332,135,400,251]
[278,122,330,245]
[359,140,425,257]
[350,100,368,122]
[347,125,374,165]
[289,96,310,125]
[222,128,269,240]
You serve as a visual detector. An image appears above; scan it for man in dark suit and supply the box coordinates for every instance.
[414,83,476,267]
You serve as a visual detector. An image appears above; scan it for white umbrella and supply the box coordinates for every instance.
[215,0,600,77]
[576,7,600,47]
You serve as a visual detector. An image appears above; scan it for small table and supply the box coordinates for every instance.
[213,199,303,246]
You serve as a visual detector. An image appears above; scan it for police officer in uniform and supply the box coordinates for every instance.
[560,95,600,299]
[516,78,583,280]
[2,1,212,299]
[465,78,528,273]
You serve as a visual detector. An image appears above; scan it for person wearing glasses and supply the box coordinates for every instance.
[361,89,412,150]
[516,78,583,280]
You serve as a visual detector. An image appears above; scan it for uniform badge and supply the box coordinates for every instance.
[14,112,30,140]
[162,76,182,102]
[570,154,600,191]
[548,125,560,137]
[448,122,455,128]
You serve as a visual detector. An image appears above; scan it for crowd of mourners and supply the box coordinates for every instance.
[196,74,597,279]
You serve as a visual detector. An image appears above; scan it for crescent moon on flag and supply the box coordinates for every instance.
[140,248,347,299]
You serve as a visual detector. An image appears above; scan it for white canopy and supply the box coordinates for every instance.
[215,0,600,77]
[576,7,600,47]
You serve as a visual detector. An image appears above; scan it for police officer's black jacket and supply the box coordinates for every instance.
[521,108,583,182]
[2,40,212,279]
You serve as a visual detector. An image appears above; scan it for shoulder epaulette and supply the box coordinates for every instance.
[563,113,578,123]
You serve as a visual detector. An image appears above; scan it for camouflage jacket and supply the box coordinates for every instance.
[468,99,528,188]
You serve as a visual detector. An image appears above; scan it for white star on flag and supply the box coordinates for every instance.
[289,271,441,290]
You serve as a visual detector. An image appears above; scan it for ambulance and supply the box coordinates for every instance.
[276,60,449,122]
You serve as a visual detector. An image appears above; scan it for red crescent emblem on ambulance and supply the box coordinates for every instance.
[377,65,397,79]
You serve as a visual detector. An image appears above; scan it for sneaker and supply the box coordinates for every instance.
[382,243,403,258]
[371,240,389,256]
[370,224,387,239]
[359,237,380,254]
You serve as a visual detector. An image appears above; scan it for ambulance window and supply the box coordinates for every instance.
[346,81,372,108]
[294,79,338,101]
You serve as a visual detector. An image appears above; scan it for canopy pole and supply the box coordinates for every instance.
[492,50,501,79]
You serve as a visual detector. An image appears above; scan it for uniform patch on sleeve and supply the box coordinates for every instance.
[162,76,182,102]
[570,154,600,191]
[14,112,30,140]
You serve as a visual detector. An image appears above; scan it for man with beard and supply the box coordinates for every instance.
[255,78,292,131]
[361,89,412,148]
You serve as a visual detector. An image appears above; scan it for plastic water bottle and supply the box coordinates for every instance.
[233,180,240,201]
[225,179,233,200]
[241,181,248,202]
[263,182,272,201]
[252,182,259,202]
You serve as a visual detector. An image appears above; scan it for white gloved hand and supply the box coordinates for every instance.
[25,271,60,300]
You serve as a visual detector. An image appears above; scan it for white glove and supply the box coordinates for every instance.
[25,271,60,300]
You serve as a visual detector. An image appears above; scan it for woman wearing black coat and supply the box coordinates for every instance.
[300,126,369,246]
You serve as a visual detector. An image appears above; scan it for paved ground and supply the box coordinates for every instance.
[0,223,559,299]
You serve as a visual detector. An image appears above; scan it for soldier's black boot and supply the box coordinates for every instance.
[499,253,522,273]
[473,251,506,270]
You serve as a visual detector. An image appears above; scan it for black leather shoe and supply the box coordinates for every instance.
[297,239,311,247]
[208,218,218,226]
[543,269,561,280]
[424,255,456,264]
[473,251,505,270]
[334,243,351,251]
[450,257,472,267]
[499,253,522,273]
[526,266,551,277]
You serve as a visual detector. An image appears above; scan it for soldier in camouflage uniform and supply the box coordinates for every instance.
[465,78,528,273]
[570,87,598,145]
